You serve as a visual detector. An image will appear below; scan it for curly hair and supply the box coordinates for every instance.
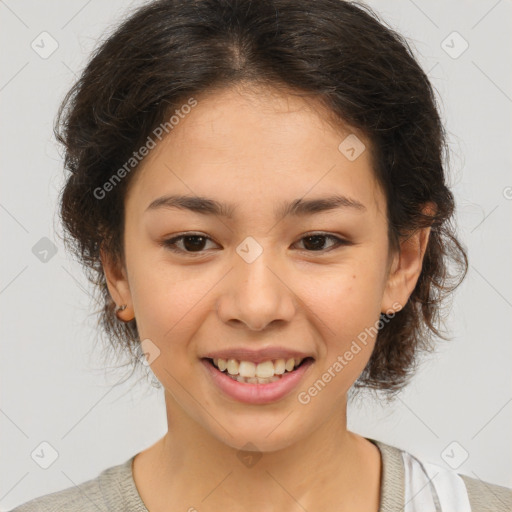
[55,0,468,397]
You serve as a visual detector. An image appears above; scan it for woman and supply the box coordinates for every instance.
[11,0,512,510]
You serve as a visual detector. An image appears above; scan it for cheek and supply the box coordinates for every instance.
[300,263,385,371]
[132,273,213,386]
[303,264,384,326]
[125,242,211,344]
[133,274,208,340]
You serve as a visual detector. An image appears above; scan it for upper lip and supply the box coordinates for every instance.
[202,347,314,364]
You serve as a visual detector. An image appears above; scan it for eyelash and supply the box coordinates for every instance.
[161,232,351,256]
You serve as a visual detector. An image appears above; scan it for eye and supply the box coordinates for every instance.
[161,231,350,256]
[161,233,220,254]
[293,233,350,252]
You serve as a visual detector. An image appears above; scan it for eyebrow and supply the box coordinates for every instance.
[145,194,366,219]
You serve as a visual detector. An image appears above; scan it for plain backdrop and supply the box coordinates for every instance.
[1,0,511,509]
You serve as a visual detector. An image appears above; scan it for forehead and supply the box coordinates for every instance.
[125,83,385,218]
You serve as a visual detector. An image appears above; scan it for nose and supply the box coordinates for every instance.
[215,251,296,331]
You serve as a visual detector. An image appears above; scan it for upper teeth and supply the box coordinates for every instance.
[213,358,304,378]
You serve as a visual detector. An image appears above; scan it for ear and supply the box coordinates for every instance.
[100,247,134,321]
[381,205,434,314]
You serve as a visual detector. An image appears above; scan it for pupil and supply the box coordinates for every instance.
[184,236,206,251]
[303,235,325,251]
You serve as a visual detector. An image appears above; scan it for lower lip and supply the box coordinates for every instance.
[201,358,314,405]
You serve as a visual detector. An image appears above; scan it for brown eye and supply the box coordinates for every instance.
[161,232,349,256]
[162,234,219,254]
[295,234,349,252]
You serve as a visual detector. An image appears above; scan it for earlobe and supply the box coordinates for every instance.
[381,225,432,314]
[100,248,134,321]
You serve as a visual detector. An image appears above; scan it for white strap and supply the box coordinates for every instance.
[402,451,472,512]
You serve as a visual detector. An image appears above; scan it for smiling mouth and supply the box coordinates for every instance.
[203,357,314,384]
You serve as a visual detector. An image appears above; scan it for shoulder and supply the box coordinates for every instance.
[8,474,105,512]
[459,473,512,512]
[368,438,512,512]
[8,456,144,512]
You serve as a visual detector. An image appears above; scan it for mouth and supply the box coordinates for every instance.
[202,356,314,384]
[201,356,315,404]
[200,357,315,405]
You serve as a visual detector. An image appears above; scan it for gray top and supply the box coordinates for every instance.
[9,438,512,511]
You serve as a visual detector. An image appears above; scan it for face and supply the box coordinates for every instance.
[103,83,425,452]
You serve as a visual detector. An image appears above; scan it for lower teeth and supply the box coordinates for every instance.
[227,374,282,384]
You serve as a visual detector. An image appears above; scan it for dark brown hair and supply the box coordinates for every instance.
[55,0,468,398]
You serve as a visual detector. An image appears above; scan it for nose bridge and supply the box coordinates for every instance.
[216,243,296,330]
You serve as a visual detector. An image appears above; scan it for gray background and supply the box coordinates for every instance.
[1,0,511,508]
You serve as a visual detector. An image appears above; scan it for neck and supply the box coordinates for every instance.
[133,391,381,512]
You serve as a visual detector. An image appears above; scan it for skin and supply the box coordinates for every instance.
[102,82,431,512]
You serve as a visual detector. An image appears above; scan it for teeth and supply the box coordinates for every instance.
[236,375,281,384]
[211,357,304,377]
[274,359,286,375]
[239,361,256,378]
[285,358,295,372]
[255,360,274,378]
[227,359,239,375]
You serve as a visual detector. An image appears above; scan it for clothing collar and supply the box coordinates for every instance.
[119,437,405,512]
[368,437,405,512]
